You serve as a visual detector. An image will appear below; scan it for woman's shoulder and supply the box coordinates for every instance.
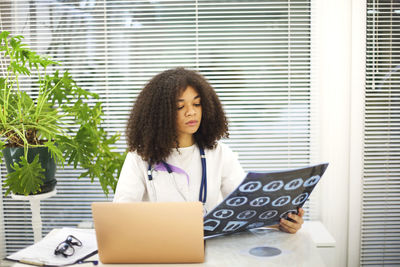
[124,150,147,167]
[126,150,142,159]
[215,140,230,150]
[206,141,236,157]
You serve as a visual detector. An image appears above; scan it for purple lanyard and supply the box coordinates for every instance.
[147,146,207,204]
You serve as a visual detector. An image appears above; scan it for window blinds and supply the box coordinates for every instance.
[0,0,315,253]
[363,0,400,265]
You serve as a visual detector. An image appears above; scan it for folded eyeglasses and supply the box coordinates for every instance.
[54,235,82,257]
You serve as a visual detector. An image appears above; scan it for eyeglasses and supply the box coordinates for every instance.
[54,235,82,257]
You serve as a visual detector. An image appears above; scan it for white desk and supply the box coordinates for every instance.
[8,226,325,267]
[90,228,324,267]
[204,228,325,267]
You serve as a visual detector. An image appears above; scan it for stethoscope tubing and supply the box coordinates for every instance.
[199,148,207,203]
[147,146,207,204]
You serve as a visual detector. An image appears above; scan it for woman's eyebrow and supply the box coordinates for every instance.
[177,95,200,102]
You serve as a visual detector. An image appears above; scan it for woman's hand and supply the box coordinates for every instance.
[279,208,304,234]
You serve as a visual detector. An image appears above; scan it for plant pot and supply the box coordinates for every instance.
[2,147,57,195]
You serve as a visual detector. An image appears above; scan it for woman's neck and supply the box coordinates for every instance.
[178,135,195,148]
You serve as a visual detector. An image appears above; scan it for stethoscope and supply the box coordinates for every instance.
[147,146,207,205]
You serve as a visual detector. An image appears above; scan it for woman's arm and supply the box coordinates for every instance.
[113,152,146,202]
[219,143,246,198]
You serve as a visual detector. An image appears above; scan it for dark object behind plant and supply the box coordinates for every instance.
[3,147,57,194]
[0,31,125,196]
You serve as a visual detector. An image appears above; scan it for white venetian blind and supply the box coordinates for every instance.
[363,0,400,265]
[0,0,316,254]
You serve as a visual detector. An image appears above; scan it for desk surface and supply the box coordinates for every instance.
[204,228,325,267]
[9,227,324,267]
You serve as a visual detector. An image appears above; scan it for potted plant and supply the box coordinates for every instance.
[0,31,125,196]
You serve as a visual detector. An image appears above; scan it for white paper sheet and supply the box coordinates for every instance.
[6,228,97,266]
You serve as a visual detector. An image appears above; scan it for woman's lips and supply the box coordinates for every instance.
[186,120,198,126]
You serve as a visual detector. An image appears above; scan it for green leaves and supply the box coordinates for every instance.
[1,31,58,76]
[56,103,124,195]
[4,155,44,196]
[0,31,10,40]
[1,31,124,196]
[45,140,64,166]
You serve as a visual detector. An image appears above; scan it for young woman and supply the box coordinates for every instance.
[113,67,304,234]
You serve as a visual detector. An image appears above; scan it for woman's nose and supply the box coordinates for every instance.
[186,105,196,116]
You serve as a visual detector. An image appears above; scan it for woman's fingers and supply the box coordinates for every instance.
[279,208,304,234]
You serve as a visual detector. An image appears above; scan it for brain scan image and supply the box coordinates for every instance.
[239,181,262,192]
[284,178,304,190]
[213,209,234,219]
[236,210,257,220]
[250,197,270,207]
[226,196,248,207]
[263,180,284,192]
[259,210,278,220]
[292,193,309,205]
[203,163,329,238]
[271,196,291,207]
[304,175,321,187]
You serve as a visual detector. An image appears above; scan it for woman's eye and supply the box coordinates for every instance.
[194,103,201,107]
[177,106,184,110]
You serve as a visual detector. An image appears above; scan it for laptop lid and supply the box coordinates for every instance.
[91,201,205,264]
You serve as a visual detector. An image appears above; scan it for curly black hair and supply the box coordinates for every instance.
[126,67,228,164]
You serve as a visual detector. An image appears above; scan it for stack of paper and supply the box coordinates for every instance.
[6,227,97,266]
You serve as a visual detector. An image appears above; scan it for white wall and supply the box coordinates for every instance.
[347,0,366,266]
[316,7,351,266]
[316,0,366,266]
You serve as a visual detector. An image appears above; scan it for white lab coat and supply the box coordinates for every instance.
[113,142,246,212]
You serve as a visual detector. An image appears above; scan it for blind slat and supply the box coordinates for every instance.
[362,0,400,265]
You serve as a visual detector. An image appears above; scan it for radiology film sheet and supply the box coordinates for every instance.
[203,163,329,238]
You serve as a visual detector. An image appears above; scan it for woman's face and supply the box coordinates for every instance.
[176,86,202,146]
